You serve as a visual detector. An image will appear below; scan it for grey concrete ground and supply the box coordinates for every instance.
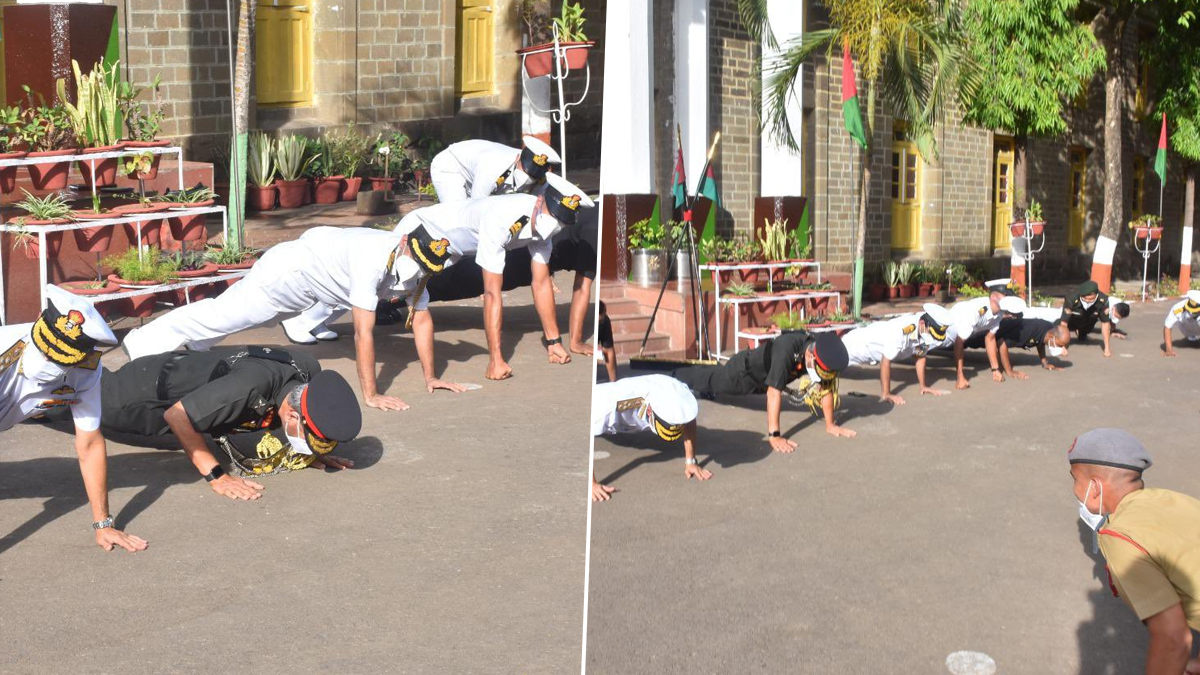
[0,272,591,674]
[588,304,1200,674]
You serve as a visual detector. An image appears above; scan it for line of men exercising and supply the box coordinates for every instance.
[2,136,597,552]
[588,277,1198,502]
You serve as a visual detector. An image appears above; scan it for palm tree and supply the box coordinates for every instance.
[740,0,980,315]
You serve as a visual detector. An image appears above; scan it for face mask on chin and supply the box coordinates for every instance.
[534,213,562,240]
[1078,480,1107,553]
[20,346,66,384]
[284,415,314,456]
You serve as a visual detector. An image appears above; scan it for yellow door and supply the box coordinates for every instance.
[1068,148,1088,248]
[890,135,922,250]
[256,0,313,107]
[457,0,494,97]
[992,139,1015,249]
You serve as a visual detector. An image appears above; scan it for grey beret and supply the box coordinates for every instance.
[1068,428,1153,473]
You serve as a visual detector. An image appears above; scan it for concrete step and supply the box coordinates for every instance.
[608,312,652,335]
[599,297,639,316]
[612,331,670,357]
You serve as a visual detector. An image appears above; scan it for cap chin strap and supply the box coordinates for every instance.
[406,274,430,330]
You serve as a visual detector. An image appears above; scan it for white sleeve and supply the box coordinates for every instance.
[1165,304,1182,329]
[475,223,508,275]
[529,239,553,266]
[70,370,102,432]
[349,266,387,311]
[881,335,905,362]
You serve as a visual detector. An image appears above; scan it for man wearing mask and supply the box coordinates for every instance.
[841,303,956,406]
[429,136,561,201]
[1060,280,1116,357]
[672,331,853,453]
[1162,290,1200,357]
[1069,428,1200,674]
[0,286,146,552]
[947,280,1012,389]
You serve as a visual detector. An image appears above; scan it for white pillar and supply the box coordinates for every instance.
[674,0,708,184]
[760,0,804,196]
[599,0,655,194]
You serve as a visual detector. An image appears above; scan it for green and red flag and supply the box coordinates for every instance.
[841,40,868,150]
[671,144,688,221]
[1154,112,1168,184]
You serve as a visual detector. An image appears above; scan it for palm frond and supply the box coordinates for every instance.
[762,28,839,151]
[737,0,776,50]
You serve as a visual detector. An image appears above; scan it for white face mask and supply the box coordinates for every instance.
[19,346,66,384]
[284,415,314,456]
[1080,297,1096,310]
[806,364,820,383]
[1078,481,1106,552]
[534,213,563,240]
[1047,340,1065,358]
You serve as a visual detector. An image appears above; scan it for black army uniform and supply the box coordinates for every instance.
[673,331,834,397]
[1060,280,1112,340]
[101,346,317,438]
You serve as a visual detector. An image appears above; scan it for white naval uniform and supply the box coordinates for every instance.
[395,193,553,274]
[1024,306,1064,322]
[1165,300,1200,341]
[948,296,1000,342]
[123,227,423,360]
[0,324,102,432]
[429,140,526,202]
[591,374,698,437]
[841,314,953,366]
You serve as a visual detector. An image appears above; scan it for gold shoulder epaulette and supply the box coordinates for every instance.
[0,339,26,371]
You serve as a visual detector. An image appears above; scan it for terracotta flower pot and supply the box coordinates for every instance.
[808,295,831,314]
[517,41,595,78]
[918,282,934,297]
[314,176,344,204]
[369,176,395,192]
[1136,227,1164,240]
[340,176,363,201]
[27,148,78,190]
[898,283,916,299]
[122,139,171,180]
[736,267,761,285]
[0,150,27,193]
[71,211,116,253]
[107,273,162,318]
[78,144,124,187]
[167,200,215,241]
[887,285,901,300]
[12,220,66,259]
[172,262,219,304]
[123,220,163,246]
[111,202,170,216]
[868,283,887,302]
[247,184,277,211]
[275,179,307,209]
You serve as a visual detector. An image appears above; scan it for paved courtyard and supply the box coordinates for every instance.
[0,273,591,674]
[588,305,1200,674]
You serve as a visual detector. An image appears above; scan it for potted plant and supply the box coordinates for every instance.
[156,184,217,243]
[273,134,313,209]
[866,266,887,302]
[312,134,344,205]
[827,311,857,337]
[369,131,409,192]
[1129,213,1163,240]
[57,59,124,188]
[628,217,666,286]
[1011,199,1045,237]
[10,189,70,259]
[409,133,443,195]
[162,250,219,303]
[247,131,277,211]
[17,87,78,191]
[103,246,177,317]
[204,243,259,271]
[328,125,371,201]
[784,224,813,281]
[730,236,763,284]
[301,137,322,205]
[117,72,168,179]
[800,280,835,314]
[70,188,116,253]
[112,185,170,246]
[758,218,789,282]
[665,221,696,283]
[516,0,595,78]
[0,105,25,193]
[881,261,902,299]
[772,309,810,332]
[897,261,917,298]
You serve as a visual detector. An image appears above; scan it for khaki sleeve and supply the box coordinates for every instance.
[1103,533,1181,622]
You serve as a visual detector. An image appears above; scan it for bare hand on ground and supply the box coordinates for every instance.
[313,454,354,470]
[592,481,616,502]
[769,436,798,453]
[426,378,469,394]
[366,393,410,411]
[486,358,514,380]
[210,474,265,501]
[547,343,572,364]
[95,528,148,552]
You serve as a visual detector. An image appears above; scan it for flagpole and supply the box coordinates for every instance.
[1158,175,1165,300]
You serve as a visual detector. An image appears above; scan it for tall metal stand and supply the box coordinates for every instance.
[1134,228,1163,302]
[1011,218,1046,304]
[519,25,591,179]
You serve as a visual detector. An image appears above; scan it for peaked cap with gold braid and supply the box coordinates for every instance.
[30,285,116,367]
[407,225,453,276]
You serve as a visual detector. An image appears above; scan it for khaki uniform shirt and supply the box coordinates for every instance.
[1099,488,1200,629]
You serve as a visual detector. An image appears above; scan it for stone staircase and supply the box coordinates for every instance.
[599,282,681,359]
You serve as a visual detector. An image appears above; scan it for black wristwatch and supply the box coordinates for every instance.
[769,430,782,438]
[203,465,226,483]
[541,335,563,349]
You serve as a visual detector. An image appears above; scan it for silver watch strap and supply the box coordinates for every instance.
[684,457,698,466]
[92,516,114,530]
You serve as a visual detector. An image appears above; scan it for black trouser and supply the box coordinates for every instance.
[1067,313,1099,338]
[672,351,763,396]
[424,231,597,303]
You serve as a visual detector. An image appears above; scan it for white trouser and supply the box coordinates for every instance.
[123,271,313,360]
[429,153,469,203]
[281,304,347,336]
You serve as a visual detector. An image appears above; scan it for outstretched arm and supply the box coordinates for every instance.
[917,356,948,396]
[483,270,512,380]
[163,402,264,500]
[1101,321,1113,357]
[682,421,712,480]
[954,338,970,389]
[532,260,570,364]
[765,386,797,453]
[74,427,148,552]
[411,309,467,394]
[880,358,904,405]
[985,332,1003,382]
[353,307,408,410]
[1163,326,1176,356]
[821,390,855,437]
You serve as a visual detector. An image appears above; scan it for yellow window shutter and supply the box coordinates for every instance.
[257,0,312,107]
[458,0,494,97]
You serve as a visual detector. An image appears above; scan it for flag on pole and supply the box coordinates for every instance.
[1154,112,1168,184]
[671,144,688,221]
[698,164,720,207]
[841,40,868,150]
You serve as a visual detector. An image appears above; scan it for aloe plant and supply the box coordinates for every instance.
[881,260,901,287]
[57,58,122,148]
[275,134,314,181]
[247,131,276,188]
[896,261,917,285]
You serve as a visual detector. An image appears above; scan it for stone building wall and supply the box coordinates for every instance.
[708,0,758,237]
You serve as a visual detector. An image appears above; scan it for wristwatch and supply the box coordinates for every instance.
[541,335,563,348]
[769,430,782,438]
[684,457,698,466]
[203,465,226,483]
[92,516,114,531]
